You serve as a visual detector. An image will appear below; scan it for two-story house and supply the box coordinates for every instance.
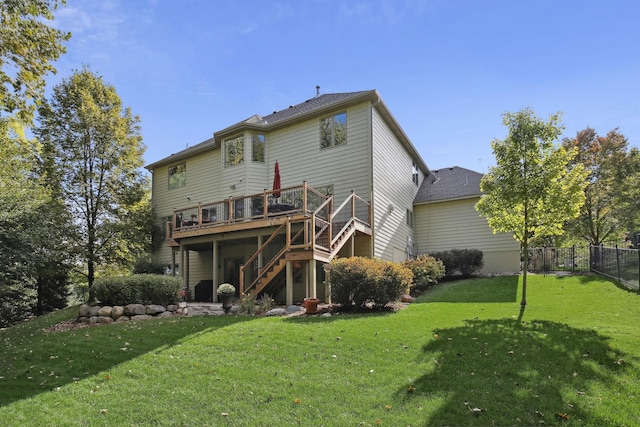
[146,89,518,305]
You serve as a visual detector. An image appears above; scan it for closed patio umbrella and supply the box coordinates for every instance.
[273,161,281,199]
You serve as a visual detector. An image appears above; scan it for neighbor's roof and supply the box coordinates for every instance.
[145,89,428,174]
[414,166,484,204]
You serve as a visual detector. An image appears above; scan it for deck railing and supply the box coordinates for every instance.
[167,182,330,238]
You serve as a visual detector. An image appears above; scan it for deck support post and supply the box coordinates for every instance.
[212,241,219,302]
[309,260,317,299]
[286,260,293,306]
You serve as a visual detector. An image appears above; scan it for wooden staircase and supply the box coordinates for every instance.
[239,192,371,297]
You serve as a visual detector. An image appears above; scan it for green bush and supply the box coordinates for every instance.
[90,274,182,306]
[402,254,445,291]
[430,248,484,278]
[326,257,412,309]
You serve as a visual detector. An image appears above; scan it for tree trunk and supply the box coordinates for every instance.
[521,238,528,306]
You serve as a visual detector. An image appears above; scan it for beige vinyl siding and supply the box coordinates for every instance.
[151,149,222,266]
[266,103,372,203]
[371,108,420,262]
[414,198,520,273]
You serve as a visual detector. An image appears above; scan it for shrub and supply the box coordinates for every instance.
[430,249,484,278]
[402,254,445,291]
[217,283,236,297]
[237,293,256,315]
[326,257,413,309]
[90,274,182,306]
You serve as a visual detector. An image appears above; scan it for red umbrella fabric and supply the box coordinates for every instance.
[272,161,281,198]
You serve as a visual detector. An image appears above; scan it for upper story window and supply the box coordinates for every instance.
[412,161,419,185]
[252,134,265,163]
[224,135,244,167]
[168,162,186,189]
[320,112,346,149]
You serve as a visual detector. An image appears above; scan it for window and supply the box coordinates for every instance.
[412,161,419,185]
[224,135,244,167]
[168,163,186,189]
[320,112,346,149]
[252,134,265,162]
[406,209,414,228]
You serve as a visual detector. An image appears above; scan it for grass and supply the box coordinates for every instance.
[1,275,639,426]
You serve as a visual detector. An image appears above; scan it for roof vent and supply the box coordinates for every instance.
[316,85,320,97]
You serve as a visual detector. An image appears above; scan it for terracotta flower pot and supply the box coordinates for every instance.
[304,297,320,314]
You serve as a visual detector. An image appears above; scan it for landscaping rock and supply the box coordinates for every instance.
[89,306,101,317]
[131,314,153,321]
[78,304,90,317]
[178,302,187,308]
[265,308,287,317]
[167,304,178,312]
[401,294,415,303]
[78,317,91,324]
[158,311,173,318]
[96,316,113,324]
[97,306,113,317]
[115,316,130,322]
[111,306,125,319]
[146,304,166,315]
[286,305,303,314]
[124,304,146,316]
[321,312,332,317]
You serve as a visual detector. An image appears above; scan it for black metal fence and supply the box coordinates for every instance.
[590,245,640,290]
[527,245,640,291]
[527,246,591,274]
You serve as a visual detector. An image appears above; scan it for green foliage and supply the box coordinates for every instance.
[35,67,148,287]
[402,254,445,290]
[476,108,588,304]
[0,0,70,123]
[562,128,640,245]
[133,257,166,275]
[217,283,236,297]
[326,257,413,309]
[237,293,257,315]
[430,248,484,278]
[90,274,181,306]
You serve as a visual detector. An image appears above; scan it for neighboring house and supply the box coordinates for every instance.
[413,166,520,274]
[146,89,430,304]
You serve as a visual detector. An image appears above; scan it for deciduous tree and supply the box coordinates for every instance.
[35,67,148,288]
[0,0,70,123]
[562,128,640,245]
[476,109,587,306]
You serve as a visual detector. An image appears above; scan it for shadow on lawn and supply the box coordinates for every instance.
[0,315,254,407]
[397,318,630,426]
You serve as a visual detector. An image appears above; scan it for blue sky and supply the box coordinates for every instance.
[49,0,640,173]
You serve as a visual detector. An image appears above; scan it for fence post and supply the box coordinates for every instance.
[615,244,621,284]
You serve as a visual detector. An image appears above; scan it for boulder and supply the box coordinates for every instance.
[265,308,287,317]
[96,316,113,324]
[115,316,130,323]
[178,302,187,308]
[131,314,153,321]
[78,304,91,317]
[88,306,101,317]
[158,311,173,318]
[286,305,303,314]
[124,304,146,316]
[146,304,166,315]
[97,306,113,317]
[401,294,415,303]
[167,304,178,312]
[111,306,125,319]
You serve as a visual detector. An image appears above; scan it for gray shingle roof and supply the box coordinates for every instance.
[258,91,373,125]
[414,166,484,204]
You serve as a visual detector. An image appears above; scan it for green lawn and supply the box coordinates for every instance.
[1,275,639,426]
